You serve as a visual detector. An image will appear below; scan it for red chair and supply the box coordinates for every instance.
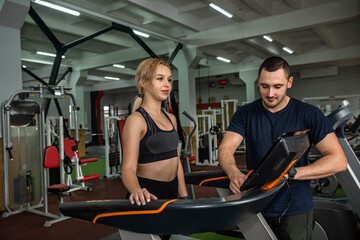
[44,146,70,199]
[43,146,70,226]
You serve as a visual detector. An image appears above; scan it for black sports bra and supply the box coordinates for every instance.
[136,107,179,164]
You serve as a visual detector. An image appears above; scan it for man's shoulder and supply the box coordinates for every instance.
[290,97,319,111]
[241,99,262,110]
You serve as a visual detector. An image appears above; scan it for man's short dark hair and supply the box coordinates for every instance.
[258,56,291,79]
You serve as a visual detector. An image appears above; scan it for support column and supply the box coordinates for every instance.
[240,70,258,104]
[172,47,202,125]
[0,0,30,136]
[68,69,88,128]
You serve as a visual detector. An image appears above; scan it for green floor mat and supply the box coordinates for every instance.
[70,157,107,180]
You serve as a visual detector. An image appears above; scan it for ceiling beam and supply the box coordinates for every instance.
[102,2,128,13]
[46,0,183,43]
[24,16,134,49]
[197,46,360,78]
[243,0,273,16]
[185,0,359,47]
[312,26,338,49]
[85,78,136,92]
[177,1,207,14]
[228,41,269,59]
[124,0,201,32]
[283,0,302,9]
[272,33,303,53]
[71,41,176,70]
[205,0,248,21]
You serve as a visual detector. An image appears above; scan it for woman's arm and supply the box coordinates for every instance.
[121,113,157,205]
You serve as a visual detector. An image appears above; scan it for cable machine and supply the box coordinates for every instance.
[104,116,123,178]
[1,85,79,220]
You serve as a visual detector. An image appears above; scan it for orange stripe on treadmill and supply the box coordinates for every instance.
[199,176,229,186]
[92,199,178,223]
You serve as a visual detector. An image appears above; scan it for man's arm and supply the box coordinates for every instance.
[218,131,247,194]
[290,132,347,180]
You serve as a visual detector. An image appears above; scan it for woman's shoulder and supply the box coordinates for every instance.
[125,111,146,128]
[165,111,175,118]
[164,111,177,127]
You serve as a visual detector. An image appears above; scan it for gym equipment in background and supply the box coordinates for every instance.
[63,138,99,191]
[1,98,42,216]
[196,108,220,166]
[180,111,197,199]
[103,116,123,178]
[1,85,79,225]
[311,100,360,240]
[326,100,360,216]
[221,99,238,133]
[46,116,99,193]
[43,146,71,227]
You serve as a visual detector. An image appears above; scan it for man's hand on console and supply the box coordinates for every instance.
[229,170,248,194]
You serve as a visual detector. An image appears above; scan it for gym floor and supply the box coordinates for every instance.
[0,153,246,240]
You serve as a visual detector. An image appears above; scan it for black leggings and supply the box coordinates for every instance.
[126,176,178,199]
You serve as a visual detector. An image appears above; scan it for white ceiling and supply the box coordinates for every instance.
[21,0,360,91]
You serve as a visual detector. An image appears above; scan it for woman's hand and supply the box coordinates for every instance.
[129,188,158,206]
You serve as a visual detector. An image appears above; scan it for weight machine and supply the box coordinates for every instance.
[1,85,79,224]
[103,116,124,179]
[196,108,221,166]
[221,99,238,132]
[46,116,99,193]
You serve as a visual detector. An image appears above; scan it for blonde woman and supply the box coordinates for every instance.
[122,58,189,207]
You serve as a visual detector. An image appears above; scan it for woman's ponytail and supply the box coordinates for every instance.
[132,95,143,113]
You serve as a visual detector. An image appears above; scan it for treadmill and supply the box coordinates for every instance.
[60,131,310,240]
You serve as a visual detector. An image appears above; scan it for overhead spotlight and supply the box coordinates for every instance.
[263,35,273,42]
[216,56,231,63]
[104,76,120,81]
[282,47,294,54]
[36,51,65,58]
[113,64,125,69]
[209,3,233,18]
[133,30,150,38]
[33,0,80,16]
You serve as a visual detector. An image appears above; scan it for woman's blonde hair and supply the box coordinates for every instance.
[132,58,171,112]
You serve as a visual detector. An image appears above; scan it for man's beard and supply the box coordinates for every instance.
[263,95,286,109]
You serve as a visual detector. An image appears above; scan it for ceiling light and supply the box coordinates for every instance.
[36,51,65,58]
[133,30,149,38]
[104,76,120,81]
[33,0,80,16]
[263,35,273,42]
[216,56,231,63]
[22,65,27,68]
[113,64,125,68]
[209,3,233,18]
[282,47,294,54]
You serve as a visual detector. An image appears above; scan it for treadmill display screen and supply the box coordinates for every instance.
[240,130,310,191]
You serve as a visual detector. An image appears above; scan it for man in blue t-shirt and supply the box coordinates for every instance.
[218,56,347,240]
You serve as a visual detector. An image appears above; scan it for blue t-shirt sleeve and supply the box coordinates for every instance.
[307,106,334,145]
[226,107,246,138]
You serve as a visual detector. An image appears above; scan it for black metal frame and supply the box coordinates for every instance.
[23,6,183,135]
